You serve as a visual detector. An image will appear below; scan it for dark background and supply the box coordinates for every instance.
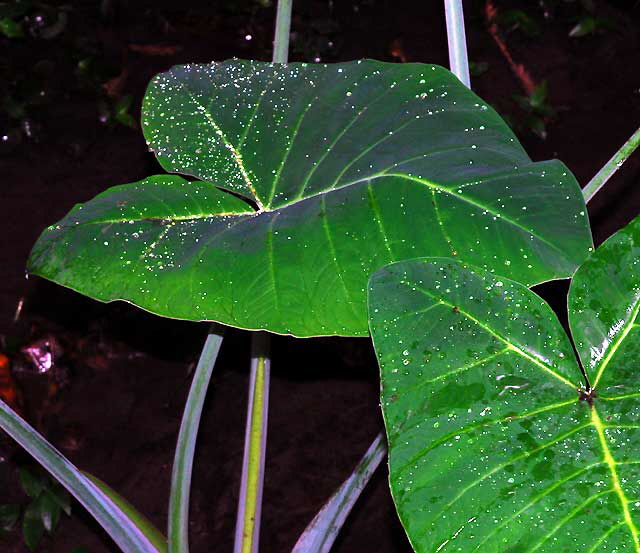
[1,1,639,551]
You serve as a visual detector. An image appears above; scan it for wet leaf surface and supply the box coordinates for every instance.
[369,216,640,552]
[28,60,592,337]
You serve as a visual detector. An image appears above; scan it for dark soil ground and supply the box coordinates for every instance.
[1,1,639,552]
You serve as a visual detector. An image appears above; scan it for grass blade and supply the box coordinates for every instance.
[0,400,160,553]
[291,432,386,553]
[168,325,224,553]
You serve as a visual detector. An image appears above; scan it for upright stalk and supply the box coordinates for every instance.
[233,333,271,553]
[444,0,471,87]
[233,4,292,553]
[582,126,640,204]
[168,325,224,553]
[272,0,293,64]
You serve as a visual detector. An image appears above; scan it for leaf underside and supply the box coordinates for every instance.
[28,60,592,337]
[368,216,640,552]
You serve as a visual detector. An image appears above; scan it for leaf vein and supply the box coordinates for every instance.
[405,281,575,389]
[472,462,603,552]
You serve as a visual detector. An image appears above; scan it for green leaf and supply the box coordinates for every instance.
[19,468,45,498]
[38,491,61,533]
[469,61,488,77]
[530,81,548,110]
[527,115,548,140]
[569,16,598,38]
[28,60,592,337]
[0,504,20,531]
[369,218,640,552]
[0,17,24,38]
[114,95,137,129]
[569,216,640,395]
[23,501,45,551]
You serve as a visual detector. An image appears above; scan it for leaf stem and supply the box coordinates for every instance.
[582,126,640,204]
[168,325,224,553]
[272,0,293,64]
[292,432,386,553]
[444,0,471,87]
[234,332,271,553]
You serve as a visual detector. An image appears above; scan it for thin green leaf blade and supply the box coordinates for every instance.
[0,401,161,553]
[369,257,640,552]
[292,432,386,553]
[83,472,168,553]
[29,60,592,337]
[569,215,640,391]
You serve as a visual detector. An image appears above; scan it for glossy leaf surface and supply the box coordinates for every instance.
[29,60,592,337]
[569,217,640,393]
[369,218,640,552]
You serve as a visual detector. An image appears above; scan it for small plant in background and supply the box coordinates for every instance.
[568,13,616,38]
[0,465,72,551]
[98,94,137,129]
[483,0,624,140]
[0,0,136,153]
[469,60,489,76]
[495,7,541,37]
[512,80,556,139]
[492,0,618,39]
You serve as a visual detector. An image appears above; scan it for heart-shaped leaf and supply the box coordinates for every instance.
[368,216,640,552]
[28,60,592,337]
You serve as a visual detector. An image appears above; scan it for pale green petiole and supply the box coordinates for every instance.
[272,0,292,64]
[291,432,387,553]
[582,126,640,204]
[168,325,224,553]
[233,332,271,553]
[444,0,471,88]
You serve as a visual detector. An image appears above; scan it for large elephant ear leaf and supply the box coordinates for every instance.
[28,60,592,337]
[369,247,640,551]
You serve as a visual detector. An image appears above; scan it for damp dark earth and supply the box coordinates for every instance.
[1,1,640,552]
